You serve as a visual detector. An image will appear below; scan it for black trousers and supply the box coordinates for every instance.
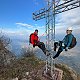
[53,41,65,59]
[37,42,46,55]
[53,46,63,59]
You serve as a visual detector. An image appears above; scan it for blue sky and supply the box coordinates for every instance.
[0,0,80,42]
[0,0,45,28]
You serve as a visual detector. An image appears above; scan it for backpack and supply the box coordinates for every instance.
[69,36,77,49]
[29,33,34,44]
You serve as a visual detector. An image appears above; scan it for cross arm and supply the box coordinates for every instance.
[33,0,80,21]
[33,8,46,21]
[55,0,80,14]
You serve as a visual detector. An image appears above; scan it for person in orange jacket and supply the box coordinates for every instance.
[29,29,50,56]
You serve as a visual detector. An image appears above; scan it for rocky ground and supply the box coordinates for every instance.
[0,53,80,80]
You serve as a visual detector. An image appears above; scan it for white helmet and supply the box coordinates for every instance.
[67,27,73,31]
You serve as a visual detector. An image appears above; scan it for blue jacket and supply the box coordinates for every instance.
[62,33,73,47]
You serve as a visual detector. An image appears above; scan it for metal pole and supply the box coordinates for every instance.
[53,0,56,73]
[53,0,55,42]
[45,0,50,73]
[51,0,53,76]
[48,0,50,49]
[45,13,48,73]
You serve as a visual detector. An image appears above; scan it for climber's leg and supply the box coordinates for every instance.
[37,42,50,56]
[53,46,64,59]
[37,42,46,53]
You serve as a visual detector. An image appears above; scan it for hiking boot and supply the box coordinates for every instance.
[65,48,68,51]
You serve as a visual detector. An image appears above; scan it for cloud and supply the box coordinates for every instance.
[60,8,80,26]
[16,23,34,29]
[0,22,45,41]
[0,27,30,40]
[1,23,35,38]
[16,22,45,36]
[16,22,45,29]
[61,47,80,57]
[55,7,80,34]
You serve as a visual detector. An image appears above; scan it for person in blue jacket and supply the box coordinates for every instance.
[53,27,74,59]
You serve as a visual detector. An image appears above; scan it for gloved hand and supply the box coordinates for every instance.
[65,47,68,51]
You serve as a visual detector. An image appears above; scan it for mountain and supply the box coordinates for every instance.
[8,33,80,74]
[0,47,16,66]
[0,54,79,80]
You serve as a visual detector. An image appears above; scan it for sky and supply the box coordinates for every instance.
[0,0,46,36]
[0,0,80,46]
[0,0,80,73]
